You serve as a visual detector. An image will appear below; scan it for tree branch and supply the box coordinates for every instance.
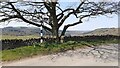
[58,12,74,28]
[58,1,86,28]
[60,20,82,37]
[6,2,52,32]
[0,15,19,22]
[44,2,52,13]
[8,2,21,15]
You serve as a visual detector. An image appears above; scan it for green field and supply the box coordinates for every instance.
[1,35,40,40]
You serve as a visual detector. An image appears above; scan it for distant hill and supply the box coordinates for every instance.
[83,28,119,36]
[1,27,51,36]
[0,27,84,36]
[0,27,119,36]
[60,30,88,36]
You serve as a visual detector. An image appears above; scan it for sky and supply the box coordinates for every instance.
[7,0,120,2]
[0,1,119,31]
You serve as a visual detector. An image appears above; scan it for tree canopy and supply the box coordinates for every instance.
[0,0,118,42]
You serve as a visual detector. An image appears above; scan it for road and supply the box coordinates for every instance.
[2,44,118,66]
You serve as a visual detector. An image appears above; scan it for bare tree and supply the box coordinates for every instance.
[0,0,118,42]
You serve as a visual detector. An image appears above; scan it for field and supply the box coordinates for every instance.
[1,35,40,40]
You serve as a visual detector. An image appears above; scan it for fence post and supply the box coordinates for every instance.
[40,23,43,43]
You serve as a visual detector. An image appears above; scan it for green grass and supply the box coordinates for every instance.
[2,46,48,61]
[1,41,84,61]
[1,39,119,62]
[1,35,40,40]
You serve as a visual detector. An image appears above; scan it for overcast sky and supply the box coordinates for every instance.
[0,1,119,31]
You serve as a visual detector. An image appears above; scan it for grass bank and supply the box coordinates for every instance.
[1,39,119,62]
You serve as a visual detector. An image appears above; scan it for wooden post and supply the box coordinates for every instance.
[40,23,43,43]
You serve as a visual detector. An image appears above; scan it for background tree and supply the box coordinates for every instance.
[0,0,118,42]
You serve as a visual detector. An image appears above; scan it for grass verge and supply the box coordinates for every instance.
[1,39,119,62]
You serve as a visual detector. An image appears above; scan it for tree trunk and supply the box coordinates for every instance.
[50,2,60,43]
[52,27,60,43]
